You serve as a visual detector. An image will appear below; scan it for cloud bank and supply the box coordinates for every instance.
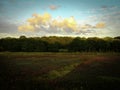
[18,13,105,35]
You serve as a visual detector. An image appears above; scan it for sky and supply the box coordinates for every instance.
[0,0,120,38]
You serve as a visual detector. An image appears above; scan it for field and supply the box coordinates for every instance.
[0,52,120,90]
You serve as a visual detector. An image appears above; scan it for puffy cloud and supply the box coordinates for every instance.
[18,13,105,34]
[18,13,51,32]
[51,16,77,31]
[63,16,77,31]
[27,13,51,25]
[18,24,35,32]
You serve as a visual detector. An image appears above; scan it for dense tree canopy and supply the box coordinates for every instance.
[0,36,120,52]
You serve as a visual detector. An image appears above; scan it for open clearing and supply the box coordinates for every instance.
[0,52,120,90]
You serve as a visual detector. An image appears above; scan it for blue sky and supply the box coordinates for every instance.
[0,0,120,38]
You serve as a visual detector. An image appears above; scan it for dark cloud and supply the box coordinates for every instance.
[101,5,117,10]
[49,5,60,10]
[0,18,18,33]
[101,5,108,9]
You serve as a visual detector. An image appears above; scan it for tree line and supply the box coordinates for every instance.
[0,36,120,52]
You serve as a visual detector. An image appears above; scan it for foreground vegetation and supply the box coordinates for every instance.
[0,52,120,90]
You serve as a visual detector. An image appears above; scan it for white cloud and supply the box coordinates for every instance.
[18,13,106,36]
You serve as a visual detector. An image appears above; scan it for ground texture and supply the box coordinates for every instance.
[0,52,120,90]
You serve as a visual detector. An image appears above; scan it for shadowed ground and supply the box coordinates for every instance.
[0,52,120,90]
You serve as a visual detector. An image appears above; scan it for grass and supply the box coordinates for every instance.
[0,52,120,90]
